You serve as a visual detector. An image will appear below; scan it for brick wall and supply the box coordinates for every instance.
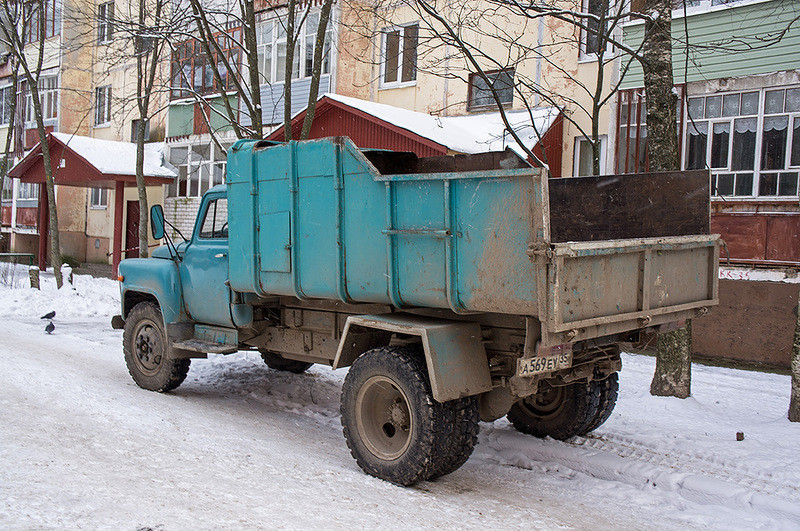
[164,197,201,239]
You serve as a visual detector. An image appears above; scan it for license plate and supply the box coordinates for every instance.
[516,352,573,377]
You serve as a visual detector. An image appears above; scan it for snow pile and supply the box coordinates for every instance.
[1,269,799,528]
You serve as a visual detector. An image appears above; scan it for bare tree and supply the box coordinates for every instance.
[180,0,336,142]
[790,296,800,421]
[0,0,64,287]
[346,0,645,174]
[633,0,691,399]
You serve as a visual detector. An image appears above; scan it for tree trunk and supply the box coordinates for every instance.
[283,0,296,142]
[641,0,690,398]
[791,277,800,421]
[300,0,334,140]
[651,321,692,398]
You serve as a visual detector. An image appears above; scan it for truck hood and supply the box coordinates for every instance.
[151,241,188,259]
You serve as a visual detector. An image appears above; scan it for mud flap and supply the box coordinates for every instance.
[333,313,492,402]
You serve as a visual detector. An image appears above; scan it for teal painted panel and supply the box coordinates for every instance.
[167,103,193,137]
[395,180,448,308]
[621,0,800,88]
[226,137,544,314]
[259,211,291,272]
[167,95,238,137]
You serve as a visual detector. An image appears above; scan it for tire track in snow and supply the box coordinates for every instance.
[475,425,800,524]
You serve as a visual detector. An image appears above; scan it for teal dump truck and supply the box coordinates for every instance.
[114,137,719,485]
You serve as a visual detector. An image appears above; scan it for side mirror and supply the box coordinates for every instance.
[150,204,165,240]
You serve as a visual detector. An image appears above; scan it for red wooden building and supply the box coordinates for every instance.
[8,133,175,273]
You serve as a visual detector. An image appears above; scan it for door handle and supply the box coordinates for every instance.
[215,253,227,258]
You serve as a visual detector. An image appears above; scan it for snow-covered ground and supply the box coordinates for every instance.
[1,264,799,529]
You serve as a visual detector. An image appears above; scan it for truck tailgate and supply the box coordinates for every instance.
[540,234,719,345]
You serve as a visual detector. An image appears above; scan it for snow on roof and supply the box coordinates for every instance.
[52,132,177,178]
[322,93,559,158]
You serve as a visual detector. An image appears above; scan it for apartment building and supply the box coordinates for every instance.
[1,0,172,267]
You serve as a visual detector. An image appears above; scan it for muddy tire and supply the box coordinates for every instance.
[427,395,480,481]
[582,372,619,434]
[341,347,452,486]
[123,302,190,392]
[506,380,601,440]
[260,350,313,374]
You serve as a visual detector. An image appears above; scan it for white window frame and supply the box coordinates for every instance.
[0,85,13,126]
[25,75,58,125]
[256,10,333,86]
[574,135,608,177]
[681,85,800,199]
[90,187,108,209]
[97,1,114,44]
[379,22,418,89]
[17,181,39,200]
[94,85,112,126]
[167,141,231,199]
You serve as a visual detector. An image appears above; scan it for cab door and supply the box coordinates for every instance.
[180,193,233,327]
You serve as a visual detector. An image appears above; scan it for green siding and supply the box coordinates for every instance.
[621,0,800,88]
[167,95,238,138]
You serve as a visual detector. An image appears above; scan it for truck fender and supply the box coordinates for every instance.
[118,258,185,325]
[333,313,492,403]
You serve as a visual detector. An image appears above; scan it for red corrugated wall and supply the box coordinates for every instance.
[269,98,564,176]
[270,102,448,157]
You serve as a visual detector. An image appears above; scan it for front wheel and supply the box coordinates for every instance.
[123,302,190,392]
[341,347,457,486]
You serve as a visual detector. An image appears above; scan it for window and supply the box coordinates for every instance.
[25,75,58,123]
[468,69,514,111]
[582,0,609,57]
[1,178,12,201]
[171,31,239,99]
[131,119,150,143]
[0,86,13,125]
[167,142,231,198]
[94,85,111,126]
[97,1,114,43]
[198,197,228,239]
[574,136,607,176]
[25,0,61,43]
[90,187,108,208]
[616,90,648,173]
[257,12,333,85]
[685,87,800,198]
[17,182,38,200]
[381,23,418,87]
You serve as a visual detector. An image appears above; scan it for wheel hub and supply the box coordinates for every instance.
[355,376,413,461]
[133,322,162,373]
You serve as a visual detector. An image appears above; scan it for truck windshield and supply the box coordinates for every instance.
[198,198,228,239]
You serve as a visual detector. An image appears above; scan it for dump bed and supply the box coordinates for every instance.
[226,137,718,345]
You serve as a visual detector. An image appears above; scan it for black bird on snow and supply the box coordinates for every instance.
[45,321,55,334]
[40,310,56,320]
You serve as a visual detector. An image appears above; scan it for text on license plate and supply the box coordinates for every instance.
[516,352,573,377]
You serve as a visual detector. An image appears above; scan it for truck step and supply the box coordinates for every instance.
[173,339,238,354]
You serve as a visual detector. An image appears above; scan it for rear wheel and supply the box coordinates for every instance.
[506,379,601,440]
[427,395,480,480]
[582,372,619,434]
[341,347,456,486]
[123,302,190,392]
[260,350,313,374]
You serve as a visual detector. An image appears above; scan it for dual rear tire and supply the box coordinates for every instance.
[506,373,619,440]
